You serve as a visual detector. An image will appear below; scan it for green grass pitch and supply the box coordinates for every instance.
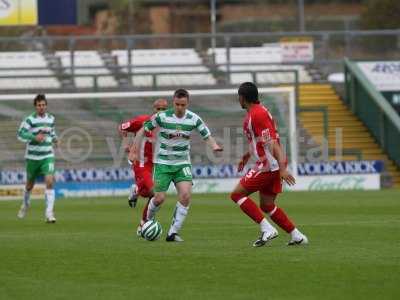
[1,190,399,300]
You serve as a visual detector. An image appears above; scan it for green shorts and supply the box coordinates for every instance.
[26,158,55,182]
[153,163,192,192]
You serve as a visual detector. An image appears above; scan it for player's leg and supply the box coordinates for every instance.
[146,164,172,221]
[136,199,151,236]
[44,174,56,223]
[42,158,56,223]
[230,181,278,247]
[17,160,37,219]
[259,193,308,245]
[146,191,166,221]
[128,184,138,207]
[259,171,308,245]
[166,165,193,242]
[166,180,192,242]
[18,180,35,219]
[128,165,140,208]
[136,167,154,221]
[135,167,154,235]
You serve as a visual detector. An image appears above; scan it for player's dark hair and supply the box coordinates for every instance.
[174,88,189,100]
[34,94,47,106]
[238,82,259,103]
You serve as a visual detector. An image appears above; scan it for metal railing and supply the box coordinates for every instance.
[344,58,400,167]
[1,30,400,72]
[0,66,301,94]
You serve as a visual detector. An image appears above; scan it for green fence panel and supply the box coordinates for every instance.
[345,58,400,167]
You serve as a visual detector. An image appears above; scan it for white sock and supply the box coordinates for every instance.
[260,218,275,232]
[146,197,160,221]
[290,228,303,239]
[168,202,189,236]
[45,189,55,216]
[23,189,31,207]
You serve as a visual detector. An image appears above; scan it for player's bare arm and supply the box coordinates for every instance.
[270,140,295,186]
[117,123,128,137]
[237,151,251,172]
[204,136,223,152]
[117,123,131,152]
[129,127,145,163]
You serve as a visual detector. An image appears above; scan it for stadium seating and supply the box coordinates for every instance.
[111,48,216,86]
[299,83,400,187]
[0,51,60,89]
[209,47,312,84]
[55,51,118,88]
[0,48,313,90]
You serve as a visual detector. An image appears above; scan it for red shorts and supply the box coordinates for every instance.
[132,164,154,197]
[240,169,282,196]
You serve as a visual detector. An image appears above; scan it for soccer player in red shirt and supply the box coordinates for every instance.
[230,82,308,247]
[118,98,168,233]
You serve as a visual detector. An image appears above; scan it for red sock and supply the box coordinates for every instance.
[261,203,295,233]
[231,193,264,224]
[141,200,150,224]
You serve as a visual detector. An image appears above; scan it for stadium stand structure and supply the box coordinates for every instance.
[0,93,299,171]
[299,83,400,188]
[1,85,400,187]
[0,46,398,187]
[0,52,60,90]
[0,47,314,90]
[208,47,313,85]
[111,48,216,87]
[55,51,118,89]
[0,99,118,169]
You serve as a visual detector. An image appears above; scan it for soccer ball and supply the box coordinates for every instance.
[140,220,162,241]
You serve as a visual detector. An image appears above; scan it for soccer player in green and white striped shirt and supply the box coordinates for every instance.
[130,89,223,242]
[17,94,58,223]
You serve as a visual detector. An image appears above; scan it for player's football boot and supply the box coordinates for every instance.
[166,233,184,242]
[45,213,56,223]
[253,229,278,247]
[287,233,308,246]
[136,225,142,237]
[128,184,138,208]
[17,204,30,219]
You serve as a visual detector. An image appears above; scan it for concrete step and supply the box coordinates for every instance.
[325,111,357,117]
[361,154,393,160]
[299,105,348,111]
[300,97,341,102]
[309,130,375,143]
[312,141,379,148]
[298,83,400,189]
[299,84,333,90]
[302,118,363,124]
[305,127,369,134]
[328,155,361,160]
[359,149,385,154]
[300,91,337,96]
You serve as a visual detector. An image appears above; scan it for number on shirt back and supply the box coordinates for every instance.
[246,169,256,179]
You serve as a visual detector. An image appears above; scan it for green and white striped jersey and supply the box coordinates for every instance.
[144,109,211,165]
[17,112,57,160]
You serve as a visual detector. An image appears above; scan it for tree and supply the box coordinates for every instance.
[110,0,145,34]
[361,0,400,29]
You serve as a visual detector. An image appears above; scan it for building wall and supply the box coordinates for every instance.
[148,2,363,34]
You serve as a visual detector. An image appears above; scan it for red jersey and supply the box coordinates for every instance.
[120,115,153,168]
[243,103,280,172]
